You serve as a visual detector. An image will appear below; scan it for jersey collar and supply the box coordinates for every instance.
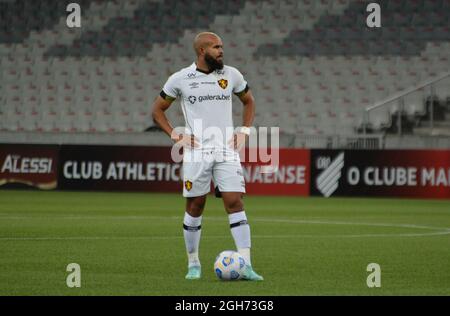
[192,62,214,75]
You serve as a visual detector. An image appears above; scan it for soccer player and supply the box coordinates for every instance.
[151,32,263,281]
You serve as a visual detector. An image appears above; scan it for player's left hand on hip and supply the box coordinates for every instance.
[228,132,247,151]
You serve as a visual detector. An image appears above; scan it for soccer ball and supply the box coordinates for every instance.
[214,250,246,281]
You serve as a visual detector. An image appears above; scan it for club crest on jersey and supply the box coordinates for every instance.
[185,180,193,191]
[217,79,228,89]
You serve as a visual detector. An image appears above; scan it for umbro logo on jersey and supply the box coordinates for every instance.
[218,79,228,89]
[189,82,199,89]
[216,69,225,75]
[187,73,196,78]
[188,96,197,104]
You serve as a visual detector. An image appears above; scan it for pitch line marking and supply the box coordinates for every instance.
[1,214,450,231]
[0,215,449,240]
[0,230,449,241]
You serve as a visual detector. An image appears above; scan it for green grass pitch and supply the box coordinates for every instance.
[1,190,449,295]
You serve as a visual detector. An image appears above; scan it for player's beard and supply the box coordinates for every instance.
[205,53,224,71]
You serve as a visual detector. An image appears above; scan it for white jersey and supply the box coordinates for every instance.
[162,62,248,150]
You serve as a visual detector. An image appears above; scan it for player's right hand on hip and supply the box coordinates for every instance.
[171,133,200,149]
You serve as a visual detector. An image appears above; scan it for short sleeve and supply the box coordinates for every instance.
[230,67,248,95]
[162,73,180,100]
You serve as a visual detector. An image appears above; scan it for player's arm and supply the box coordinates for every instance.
[229,87,255,150]
[151,93,176,138]
[151,92,199,148]
[237,87,255,128]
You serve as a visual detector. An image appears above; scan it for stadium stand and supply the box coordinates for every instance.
[0,0,450,138]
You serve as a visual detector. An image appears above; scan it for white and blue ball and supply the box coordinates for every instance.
[214,250,246,281]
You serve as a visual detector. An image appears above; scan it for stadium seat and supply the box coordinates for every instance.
[0,0,449,136]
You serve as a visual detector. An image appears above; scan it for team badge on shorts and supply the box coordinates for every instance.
[218,79,228,89]
[185,180,193,191]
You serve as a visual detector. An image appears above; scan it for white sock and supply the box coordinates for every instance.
[183,212,202,268]
[229,211,252,266]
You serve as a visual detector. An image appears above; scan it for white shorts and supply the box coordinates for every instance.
[182,149,246,197]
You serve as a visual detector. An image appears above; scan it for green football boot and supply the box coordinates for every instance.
[242,265,264,281]
[185,266,201,280]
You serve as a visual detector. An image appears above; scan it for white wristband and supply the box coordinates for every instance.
[238,126,251,136]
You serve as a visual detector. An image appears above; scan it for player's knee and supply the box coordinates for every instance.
[186,198,206,216]
[225,198,244,213]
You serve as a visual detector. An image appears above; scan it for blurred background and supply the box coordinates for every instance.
[0,0,449,149]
